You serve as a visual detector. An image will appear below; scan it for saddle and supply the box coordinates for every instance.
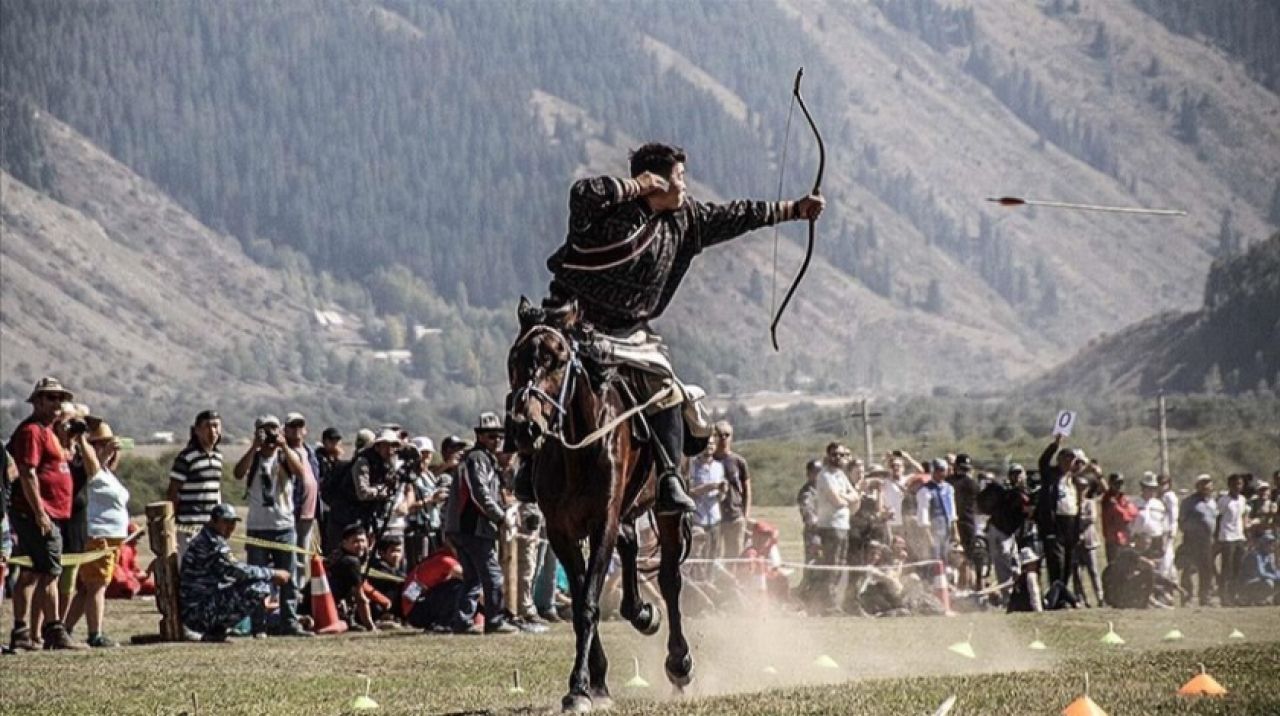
[519,297,714,452]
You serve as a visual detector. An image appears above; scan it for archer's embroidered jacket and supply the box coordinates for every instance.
[547,176,795,334]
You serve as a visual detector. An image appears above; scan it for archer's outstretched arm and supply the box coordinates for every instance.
[695,194,824,249]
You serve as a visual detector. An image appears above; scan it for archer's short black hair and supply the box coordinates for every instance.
[629,143,686,178]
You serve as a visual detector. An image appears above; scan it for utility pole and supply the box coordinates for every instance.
[1157,391,1169,476]
[849,398,882,466]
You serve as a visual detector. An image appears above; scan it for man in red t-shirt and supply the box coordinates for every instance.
[7,377,84,651]
[401,548,466,631]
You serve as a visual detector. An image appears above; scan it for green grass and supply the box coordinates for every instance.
[3,592,1278,714]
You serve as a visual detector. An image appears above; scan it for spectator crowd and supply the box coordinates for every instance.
[3,376,1277,651]
[789,437,1279,617]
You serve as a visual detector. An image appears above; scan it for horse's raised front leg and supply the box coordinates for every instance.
[615,520,661,636]
[656,513,692,691]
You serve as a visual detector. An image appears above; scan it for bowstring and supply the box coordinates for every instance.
[770,95,797,327]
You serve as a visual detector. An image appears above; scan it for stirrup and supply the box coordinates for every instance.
[655,471,696,515]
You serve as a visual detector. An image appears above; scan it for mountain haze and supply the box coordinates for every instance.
[3,0,1278,430]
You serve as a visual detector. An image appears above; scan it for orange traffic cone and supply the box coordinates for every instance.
[1063,673,1108,716]
[1177,664,1227,697]
[309,554,348,635]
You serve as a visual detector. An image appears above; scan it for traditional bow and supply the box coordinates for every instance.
[769,67,825,351]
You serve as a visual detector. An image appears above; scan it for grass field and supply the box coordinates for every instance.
[4,508,1278,714]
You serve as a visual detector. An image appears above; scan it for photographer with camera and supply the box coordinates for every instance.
[233,415,309,637]
[399,437,450,568]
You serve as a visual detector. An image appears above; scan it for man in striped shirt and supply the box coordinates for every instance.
[166,410,224,560]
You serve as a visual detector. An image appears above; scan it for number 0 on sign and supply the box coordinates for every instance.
[1053,411,1076,437]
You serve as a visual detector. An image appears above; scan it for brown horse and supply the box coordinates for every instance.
[507,296,692,713]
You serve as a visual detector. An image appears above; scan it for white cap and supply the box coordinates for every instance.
[410,436,435,453]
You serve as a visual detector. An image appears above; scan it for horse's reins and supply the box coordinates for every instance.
[512,324,675,451]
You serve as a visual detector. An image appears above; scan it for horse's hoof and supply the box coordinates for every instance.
[561,693,593,713]
[664,653,693,689]
[588,691,613,710]
[633,604,662,636]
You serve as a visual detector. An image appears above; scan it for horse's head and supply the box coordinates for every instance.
[508,296,580,452]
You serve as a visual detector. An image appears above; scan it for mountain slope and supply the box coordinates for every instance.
[0,112,356,421]
[1025,232,1280,397]
[2,0,1278,401]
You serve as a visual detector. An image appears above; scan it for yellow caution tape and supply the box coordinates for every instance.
[7,525,146,569]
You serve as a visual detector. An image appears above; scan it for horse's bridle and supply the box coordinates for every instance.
[511,324,583,442]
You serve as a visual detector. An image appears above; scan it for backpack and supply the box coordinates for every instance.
[976,481,1006,516]
[319,456,356,507]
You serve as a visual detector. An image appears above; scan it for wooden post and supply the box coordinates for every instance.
[145,501,183,641]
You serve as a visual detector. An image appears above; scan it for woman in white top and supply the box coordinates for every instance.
[64,420,130,648]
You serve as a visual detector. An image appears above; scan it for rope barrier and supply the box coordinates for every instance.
[7,524,146,569]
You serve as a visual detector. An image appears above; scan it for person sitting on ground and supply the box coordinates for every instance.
[1005,547,1044,613]
[401,547,467,632]
[325,523,375,631]
[1102,533,1178,609]
[858,541,909,617]
[1238,530,1279,606]
[180,504,290,642]
[367,534,407,626]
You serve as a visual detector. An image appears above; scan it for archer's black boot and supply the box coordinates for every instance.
[513,460,535,503]
[655,470,696,515]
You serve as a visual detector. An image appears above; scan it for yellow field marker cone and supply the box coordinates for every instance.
[349,675,379,711]
[932,694,957,716]
[812,654,840,669]
[1228,628,1245,640]
[762,665,779,675]
[509,669,525,694]
[1177,663,1227,697]
[1028,627,1047,651]
[1062,673,1108,716]
[1099,621,1124,646]
[624,657,650,689]
[948,624,976,659]
[1162,627,1184,642]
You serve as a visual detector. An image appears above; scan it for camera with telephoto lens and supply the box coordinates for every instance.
[397,444,422,465]
[259,427,280,448]
[66,418,89,437]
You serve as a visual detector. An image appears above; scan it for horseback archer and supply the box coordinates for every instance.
[512,141,825,511]
[504,129,823,710]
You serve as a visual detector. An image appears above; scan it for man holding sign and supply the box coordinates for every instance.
[1035,419,1100,609]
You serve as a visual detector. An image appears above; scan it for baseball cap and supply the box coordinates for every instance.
[410,436,435,453]
[255,415,281,429]
[931,458,948,471]
[285,412,306,427]
[441,435,468,453]
[210,503,241,522]
[1008,463,1026,474]
[321,427,343,442]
